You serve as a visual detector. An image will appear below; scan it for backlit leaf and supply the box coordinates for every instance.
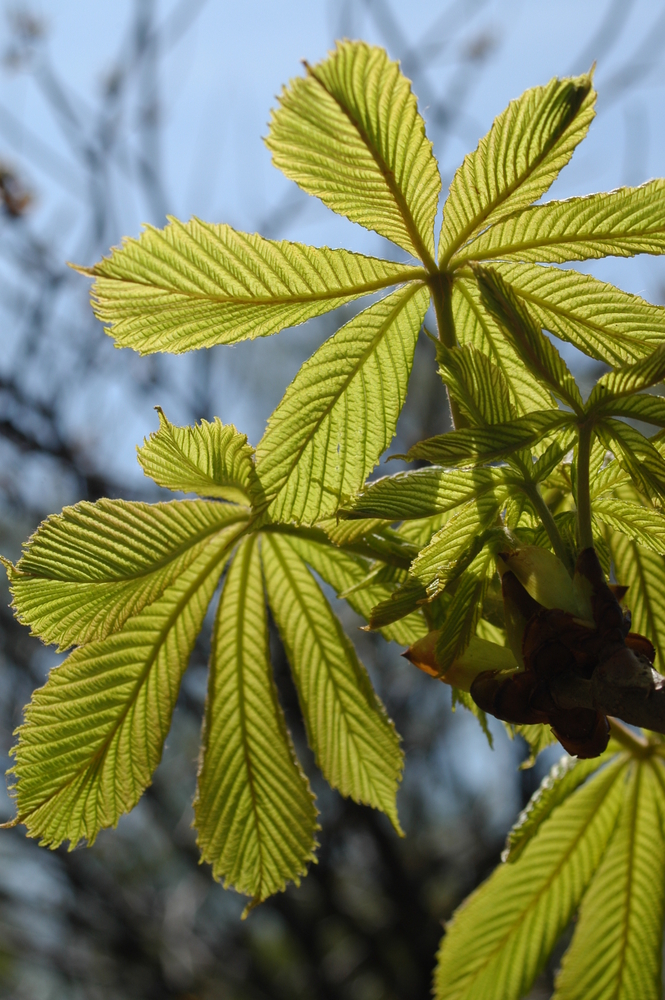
[593,497,665,554]
[9,534,232,848]
[607,531,665,671]
[257,283,429,524]
[588,343,665,410]
[407,410,572,465]
[438,345,516,425]
[598,419,665,503]
[82,218,423,354]
[266,41,441,264]
[7,499,248,650]
[261,533,403,830]
[434,548,496,673]
[194,536,318,908]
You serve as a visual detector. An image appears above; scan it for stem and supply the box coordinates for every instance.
[576,420,594,552]
[608,718,650,757]
[430,272,466,429]
[523,483,573,575]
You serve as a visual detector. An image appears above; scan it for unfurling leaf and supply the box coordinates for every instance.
[81,219,423,354]
[261,533,404,831]
[342,467,510,521]
[194,536,318,909]
[138,408,263,504]
[266,41,441,264]
[438,344,516,425]
[407,410,571,466]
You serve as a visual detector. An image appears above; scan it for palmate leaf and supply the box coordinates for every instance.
[261,533,403,831]
[407,410,572,465]
[473,265,583,411]
[342,467,511,521]
[138,408,263,504]
[438,345,515,425]
[81,218,423,354]
[454,179,665,265]
[6,498,249,650]
[553,760,665,1000]
[9,532,233,848]
[194,536,318,909]
[439,73,594,265]
[256,283,429,524]
[452,276,555,413]
[608,531,665,670]
[493,262,665,365]
[266,41,440,265]
[434,755,627,1000]
[282,532,426,646]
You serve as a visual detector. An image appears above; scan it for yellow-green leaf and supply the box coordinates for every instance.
[261,533,403,830]
[256,283,429,524]
[9,534,232,848]
[607,531,665,671]
[194,536,318,908]
[81,218,423,354]
[438,345,516,425]
[593,497,665,554]
[342,467,510,521]
[266,41,440,265]
[408,410,572,466]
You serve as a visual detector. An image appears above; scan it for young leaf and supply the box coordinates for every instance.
[368,576,430,631]
[434,548,495,673]
[438,345,516,425]
[8,533,232,848]
[592,497,665,555]
[452,277,556,413]
[587,342,665,411]
[194,536,318,908]
[80,218,423,354]
[407,410,572,465]
[7,499,249,650]
[598,392,665,427]
[256,283,429,525]
[138,408,263,504]
[598,419,665,503]
[473,265,583,411]
[439,73,594,264]
[434,756,627,1000]
[454,179,665,265]
[504,752,615,863]
[494,262,665,365]
[261,533,403,831]
[511,723,558,769]
[342,467,510,521]
[553,760,665,1000]
[266,41,440,265]
[280,532,427,645]
[608,531,665,670]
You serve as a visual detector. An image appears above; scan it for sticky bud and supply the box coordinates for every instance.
[403,634,518,691]
[498,546,581,616]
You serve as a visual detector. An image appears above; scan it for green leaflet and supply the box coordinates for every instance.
[266,41,440,265]
[553,760,665,1000]
[433,755,627,1000]
[81,218,423,354]
[256,283,429,525]
[407,410,571,465]
[588,340,665,406]
[7,499,248,650]
[608,531,665,670]
[598,393,665,427]
[194,536,318,908]
[368,576,430,631]
[598,419,665,504]
[592,497,665,554]
[511,724,557,769]
[439,73,594,264]
[342,467,510,522]
[438,345,516,425]
[454,179,665,265]
[434,548,496,673]
[504,752,615,863]
[474,265,583,411]
[138,408,263,504]
[494,262,665,365]
[9,533,232,848]
[282,533,427,646]
[261,533,403,831]
[410,496,505,595]
[452,276,555,414]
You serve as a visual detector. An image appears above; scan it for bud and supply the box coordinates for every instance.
[403,634,518,691]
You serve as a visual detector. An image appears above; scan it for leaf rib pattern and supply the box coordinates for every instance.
[553,761,665,1000]
[256,283,429,524]
[138,408,263,504]
[454,179,665,265]
[262,533,403,830]
[608,531,665,671]
[194,536,318,907]
[8,499,248,650]
[343,467,510,521]
[85,217,423,354]
[266,41,440,263]
[434,756,627,1000]
[10,531,237,848]
[439,73,594,263]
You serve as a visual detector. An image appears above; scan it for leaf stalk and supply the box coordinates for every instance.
[576,420,594,552]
